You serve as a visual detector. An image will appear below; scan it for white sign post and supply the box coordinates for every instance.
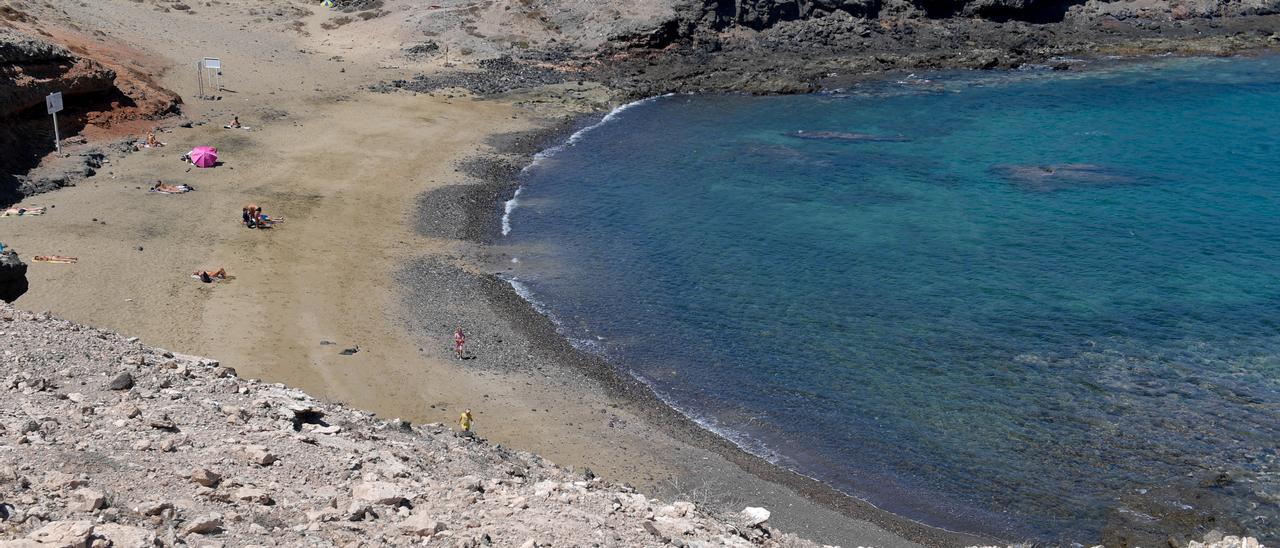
[46,92,64,153]
[196,57,223,99]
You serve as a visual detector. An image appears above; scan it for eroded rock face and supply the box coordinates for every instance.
[1,26,180,204]
[0,29,116,119]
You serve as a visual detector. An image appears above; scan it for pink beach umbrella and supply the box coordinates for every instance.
[189,146,218,168]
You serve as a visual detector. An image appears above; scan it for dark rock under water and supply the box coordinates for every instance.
[991,163,1142,191]
[785,130,913,142]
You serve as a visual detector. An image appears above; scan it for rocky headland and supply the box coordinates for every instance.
[368,0,1280,97]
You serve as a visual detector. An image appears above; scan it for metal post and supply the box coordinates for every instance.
[52,112,60,154]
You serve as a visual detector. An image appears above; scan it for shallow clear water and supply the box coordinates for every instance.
[504,56,1280,542]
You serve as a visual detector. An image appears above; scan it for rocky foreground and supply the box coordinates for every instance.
[0,302,819,548]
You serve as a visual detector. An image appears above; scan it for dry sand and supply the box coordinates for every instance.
[3,1,986,545]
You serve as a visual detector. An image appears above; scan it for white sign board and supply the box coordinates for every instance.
[46,92,63,114]
[203,58,221,70]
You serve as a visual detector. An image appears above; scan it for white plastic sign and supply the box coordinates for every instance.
[46,92,63,114]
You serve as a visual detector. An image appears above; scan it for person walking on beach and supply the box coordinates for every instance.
[459,408,473,432]
[453,327,466,359]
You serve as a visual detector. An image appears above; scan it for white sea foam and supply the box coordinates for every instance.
[507,278,546,315]
[508,277,609,356]
[501,94,675,237]
[500,187,522,236]
[626,371,786,464]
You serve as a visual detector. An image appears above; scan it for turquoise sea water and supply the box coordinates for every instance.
[504,56,1280,542]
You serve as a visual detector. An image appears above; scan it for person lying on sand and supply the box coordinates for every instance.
[33,255,77,264]
[192,268,228,283]
[2,206,46,217]
[255,212,282,228]
[151,181,192,194]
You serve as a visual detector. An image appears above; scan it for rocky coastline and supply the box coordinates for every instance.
[2,0,1278,546]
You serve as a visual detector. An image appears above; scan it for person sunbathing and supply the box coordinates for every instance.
[151,181,191,194]
[226,115,242,129]
[2,206,45,217]
[255,212,282,228]
[33,255,77,263]
[146,131,163,147]
[193,268,228,283]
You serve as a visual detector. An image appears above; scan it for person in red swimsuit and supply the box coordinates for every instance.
[453,327,466,359]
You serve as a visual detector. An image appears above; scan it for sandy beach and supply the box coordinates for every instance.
[0,0,996,545]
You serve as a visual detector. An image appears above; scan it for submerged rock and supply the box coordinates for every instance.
[991,163,1141,191]
[785,130,912,142]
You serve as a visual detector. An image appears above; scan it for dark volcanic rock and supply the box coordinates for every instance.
[108,372,135,391]
[375,56,568,96]
[0,249,26,284]
[991,163,1142,191]
[6,149,107,203]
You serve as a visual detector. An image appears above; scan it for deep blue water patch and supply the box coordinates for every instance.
[503,56,1280,542]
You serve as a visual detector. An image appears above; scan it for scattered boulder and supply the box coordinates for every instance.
[25,520,93,548]
[134,500,172,516]
[647,517,695,541]
[190,468,221,487]
[93,524,156,548]
[148,414,176,431]
[68,488,106,512]
[182,513,222,535]
[740,506,771,527]
[351,481,405,506]
[111,402,142,418]
[398,513,447,536]
[234,486,274,505]
[241,445,277,466]
[41,471,86,491]
[107,372,134,390]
